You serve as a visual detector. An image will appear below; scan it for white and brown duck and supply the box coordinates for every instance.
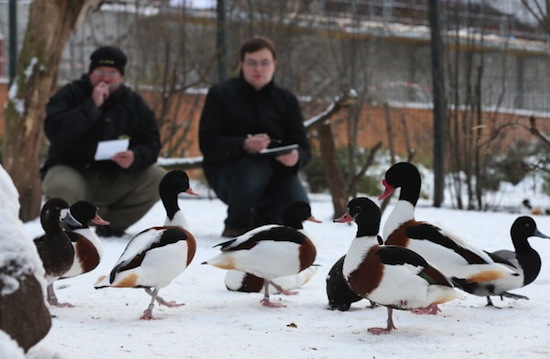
[94,170,198,320]
[204,200,319,308]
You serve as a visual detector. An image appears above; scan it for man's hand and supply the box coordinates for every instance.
[243,133,271,153]
[112,150,134,169]
[276,149,299,167]
[92,82,110,107]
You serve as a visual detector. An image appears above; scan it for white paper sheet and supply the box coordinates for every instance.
[94,139,129,161]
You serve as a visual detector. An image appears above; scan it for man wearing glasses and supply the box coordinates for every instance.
[41,46,165,237]
[199,36,311,237]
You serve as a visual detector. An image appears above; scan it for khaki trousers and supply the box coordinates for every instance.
[42,164,166,232]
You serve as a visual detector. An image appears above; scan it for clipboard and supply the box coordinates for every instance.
[258,144,299,156]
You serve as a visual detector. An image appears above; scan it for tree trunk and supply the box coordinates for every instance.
[3,0,102,221]
[318,121,348,218]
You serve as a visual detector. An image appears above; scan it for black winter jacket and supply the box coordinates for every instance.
[42,75,161,178]
[198,73,311,173]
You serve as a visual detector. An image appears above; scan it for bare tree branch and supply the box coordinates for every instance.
[529,115,550,148]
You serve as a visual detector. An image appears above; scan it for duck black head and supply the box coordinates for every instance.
[41,198,72,233]
[67,201,109,228]
[511,216,550,249]
[159,170,198,198]
[379,162,421,206]
[159,170,198,220]
[335,197,381,238]
[282,201,321,229]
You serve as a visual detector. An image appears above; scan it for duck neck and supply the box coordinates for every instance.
[517,249,541,285]
[383,200,415,240]
[161,190,180,223]
[399,179,420,206]
[343,235,379,277]
[283,216,304,230]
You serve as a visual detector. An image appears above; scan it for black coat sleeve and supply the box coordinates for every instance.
[44,83,102,153]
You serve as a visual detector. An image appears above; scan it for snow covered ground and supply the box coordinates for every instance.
[19,182,550,359]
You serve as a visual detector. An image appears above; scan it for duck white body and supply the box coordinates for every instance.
[384,200,513,281]
[94,170,198,320]
[208,226,310,279]
[343,236,458,310]
[62,226,103,278]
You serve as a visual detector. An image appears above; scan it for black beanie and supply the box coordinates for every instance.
[88,46,128,75]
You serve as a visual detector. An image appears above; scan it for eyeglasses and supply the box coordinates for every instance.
[92,69,121,78]
[243,60,273,68]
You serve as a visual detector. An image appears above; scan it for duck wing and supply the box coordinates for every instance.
[406,223,492,264]
[377,245,453,287]
[110,227,191,281]
[215,225,304,251]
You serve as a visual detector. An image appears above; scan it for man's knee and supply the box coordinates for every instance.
[143,165,166,192]
[42,165,87,204]
[131,165,167,204]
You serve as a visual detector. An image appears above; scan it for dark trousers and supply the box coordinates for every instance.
[204,155,309,228]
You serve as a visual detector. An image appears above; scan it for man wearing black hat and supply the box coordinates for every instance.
[41,45,166,237]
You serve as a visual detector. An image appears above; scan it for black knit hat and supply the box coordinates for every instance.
[88,46,127,75]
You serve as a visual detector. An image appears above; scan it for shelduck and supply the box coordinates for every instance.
[379,162,520,303]
[62,201,109,279]
[94,170,198,320]
[223,201,320,295]
[335,197,462,334]
[204,200,319,307]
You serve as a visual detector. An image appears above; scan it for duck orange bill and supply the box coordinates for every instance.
[378,179,394,200]
[92,214,110,226]
[333,212,353,223]
[185,188,199,196]
[307,216,322,223]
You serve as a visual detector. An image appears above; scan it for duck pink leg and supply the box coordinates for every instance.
[141,288,184,320]
[368,308,397,335]
[47,283,74,308]
[411,303,441,315]
[268,280,298,295]
[260,281,287,308]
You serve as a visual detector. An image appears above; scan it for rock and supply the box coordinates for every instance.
[0,274,51,352]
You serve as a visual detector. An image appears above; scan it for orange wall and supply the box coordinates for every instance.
[1,83,548,166]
